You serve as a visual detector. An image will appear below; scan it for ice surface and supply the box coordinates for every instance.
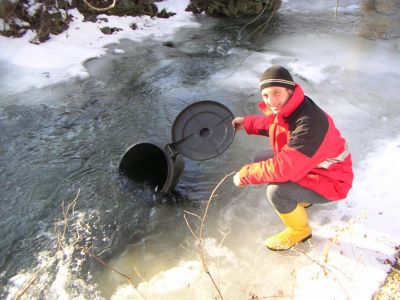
[2,0,400,299]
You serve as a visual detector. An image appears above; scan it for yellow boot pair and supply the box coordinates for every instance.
[264,204,312,251]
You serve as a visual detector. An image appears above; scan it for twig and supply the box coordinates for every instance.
[198,172,235,300]
[133,266,146,282]
[15,269,42,300]
[82,0,117,12]
[15,188,147,299]
[257,295,293,299]
[184,213,200,240]
[238,3,269,35]
[97,247,111,256]
[215,50,253,85]
[293,247,351,280]
[83,247,149,300]
[218,228,231,248]
[335,0,340,18]
[184,171,236,300]
[197,252,224,299]
[350,253,363,279]
[59,189,81,249]
[183,209,202,221]
[255,1,280,40]
[293,247,352,299]
[199,172,236,242]
[216,1,279,85]
[14,188,82,299]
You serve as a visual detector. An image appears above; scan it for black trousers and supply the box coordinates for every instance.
[253,150,331,214]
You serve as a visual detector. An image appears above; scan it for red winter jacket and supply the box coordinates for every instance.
[239,84,354,200]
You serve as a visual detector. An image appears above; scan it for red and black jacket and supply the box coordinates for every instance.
[239,84,354,200]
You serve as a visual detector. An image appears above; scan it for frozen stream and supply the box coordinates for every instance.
[1,1,400,299]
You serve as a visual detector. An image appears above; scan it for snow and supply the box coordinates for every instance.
[0,1,199,94]
[26,0,41,17]
[113,49,125,55]
[0,18,11,31]
[1,0,399,299]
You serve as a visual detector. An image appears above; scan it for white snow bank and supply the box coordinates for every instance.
[0,1,199,94]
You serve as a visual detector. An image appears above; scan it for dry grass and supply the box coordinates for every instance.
[374,256,400,300]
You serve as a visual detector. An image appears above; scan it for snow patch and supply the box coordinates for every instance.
[288,61,328,84]
[0,1,199,94]
[113,49,125,54]
[0,18,11,31]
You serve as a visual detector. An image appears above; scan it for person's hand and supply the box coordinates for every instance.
[233,172,242,187]
[232,117,245,131]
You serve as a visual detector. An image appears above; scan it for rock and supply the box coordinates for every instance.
[30,8,71,42]
[0,0,71,42]
[156,8,176,18]
[113,49,125,54]
[100,26,122,34]
[130,22,138,30]
[162,41,175,48]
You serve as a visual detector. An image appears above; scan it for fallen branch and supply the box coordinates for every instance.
[184,171,235,300]
[13,257,62,300]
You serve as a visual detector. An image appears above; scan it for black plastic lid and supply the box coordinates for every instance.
[171,100,235,161]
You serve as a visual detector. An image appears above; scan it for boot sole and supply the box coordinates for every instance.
[266,234,312,251]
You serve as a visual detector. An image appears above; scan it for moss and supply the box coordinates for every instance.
[0,0,71,42]
[108,0,158,17]
[0,0,160,43]
[100,26,122,34]
[186,0,281,17]
[157,8,176,18]
[72,0,159,19]
[374,268,400,299]
[374,247,400,299]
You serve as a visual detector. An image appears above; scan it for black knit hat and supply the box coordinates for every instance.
[259,66,295,91]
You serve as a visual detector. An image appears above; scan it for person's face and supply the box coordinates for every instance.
[261,86,293,114]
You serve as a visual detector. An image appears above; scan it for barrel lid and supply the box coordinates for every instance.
[171,100,235,161]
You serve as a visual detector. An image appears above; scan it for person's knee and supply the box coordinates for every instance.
[266,184,296,213]
[266,184,280,205]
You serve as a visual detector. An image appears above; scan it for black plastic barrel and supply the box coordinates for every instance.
[119,100,234,194]
[119,142,184,194]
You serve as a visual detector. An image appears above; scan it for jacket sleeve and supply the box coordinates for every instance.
[238,145,316,185]
[243,115,272,136]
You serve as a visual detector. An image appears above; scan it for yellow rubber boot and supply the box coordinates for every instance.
[299,202,313,208]
[264,205,312,251]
